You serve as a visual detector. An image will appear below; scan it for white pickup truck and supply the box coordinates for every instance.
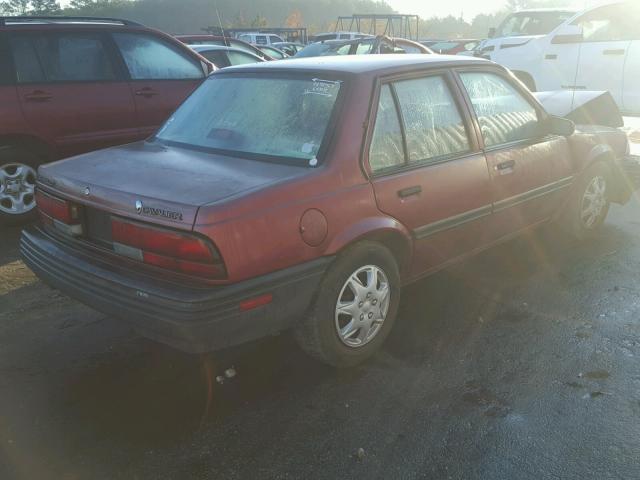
[482,1,640,116]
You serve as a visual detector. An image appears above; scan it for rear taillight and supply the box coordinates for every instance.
[36,190,83,236]
[111,217,226,280]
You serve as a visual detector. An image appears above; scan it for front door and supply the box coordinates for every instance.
[111,32,205,137]
[10,31,138,158]
[574,3,633,107]
[367,73,494,280]
[458,69,574,239]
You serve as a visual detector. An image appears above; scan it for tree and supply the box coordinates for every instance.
[285,9,303,28]
[250,14,267,28]
[30,0,60,14]
[1,0,30,14]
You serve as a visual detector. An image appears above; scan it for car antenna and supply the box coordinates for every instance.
[214,0,225,40]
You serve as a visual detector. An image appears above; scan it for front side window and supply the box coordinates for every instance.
[200,50,230,68]
[113,33,203,80]
[10,33,115,83]
[156,75,342,163]
[575,4,638,42]
[461,72,539,147]
[394,76,470,164]
[369,85,405,173]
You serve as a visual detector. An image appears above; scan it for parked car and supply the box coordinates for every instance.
[272,41,305,56]
[257,45,289,59]
[486,1,640,115]
[295,36,433,58]
[311,31,371,42]
[476,8,577,58]
[192,45,264,68]
[175,34,274,61]
[0,16,213,224]
[237,32,284,46]
[22,55,633,367]
[424,39,481,55]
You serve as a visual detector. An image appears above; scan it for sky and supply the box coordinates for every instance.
[385,0,604,21]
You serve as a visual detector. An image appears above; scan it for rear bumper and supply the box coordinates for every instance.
[20,226,331,353]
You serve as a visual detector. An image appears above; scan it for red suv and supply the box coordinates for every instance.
[21,56,633,367]
[0,16,213,224]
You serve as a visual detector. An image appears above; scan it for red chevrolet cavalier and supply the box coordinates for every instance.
[21,55,633,366]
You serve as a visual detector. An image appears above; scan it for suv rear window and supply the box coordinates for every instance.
[156,75,342,163]
[9,33,116,83]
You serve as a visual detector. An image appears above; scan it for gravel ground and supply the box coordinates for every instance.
[1,118,639,479]
[1,195,639,479]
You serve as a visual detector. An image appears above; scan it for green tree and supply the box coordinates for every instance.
[1,0,30,14]
[30,0,61,14]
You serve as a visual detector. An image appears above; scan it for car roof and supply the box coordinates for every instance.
[220,54,490,76]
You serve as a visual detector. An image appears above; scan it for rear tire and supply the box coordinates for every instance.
[0,146,41,226]
[562,162,611,241]
[294,241,401,367]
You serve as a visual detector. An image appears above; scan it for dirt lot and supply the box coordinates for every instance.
[1,191,640,479]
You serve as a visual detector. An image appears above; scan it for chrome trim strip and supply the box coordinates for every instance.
[413,204,493,239]
[493,176,574,213]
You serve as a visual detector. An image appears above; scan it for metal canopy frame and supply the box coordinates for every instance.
[334,14,419,41]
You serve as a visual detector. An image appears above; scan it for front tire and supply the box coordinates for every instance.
[0,146,41,226]
[563,162,611,241]
[294,241,401,367]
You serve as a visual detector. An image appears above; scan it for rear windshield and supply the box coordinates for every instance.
[496,11,575,37]
[156,75,342,164]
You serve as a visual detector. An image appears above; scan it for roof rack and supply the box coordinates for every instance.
[0,16,143,27]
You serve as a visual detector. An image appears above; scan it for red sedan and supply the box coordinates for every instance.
[22,55,633,366]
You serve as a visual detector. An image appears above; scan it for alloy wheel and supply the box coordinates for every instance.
[580,175,607,229]
[0,163,38,216]
[334,265,391,348]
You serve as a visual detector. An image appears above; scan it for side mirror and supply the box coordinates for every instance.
[545,115,575,137]
[488,27,496,39]
[551,24,583,45]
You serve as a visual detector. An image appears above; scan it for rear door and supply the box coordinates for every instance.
[9,30,138,158]
[457,69,574,237]
[574,3,631,106]
[367,71,494,278]
[111,32,205,137]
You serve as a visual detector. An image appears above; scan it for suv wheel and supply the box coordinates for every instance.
[294,241,401,367]
[563,162,611,240]
[0,146,40,225]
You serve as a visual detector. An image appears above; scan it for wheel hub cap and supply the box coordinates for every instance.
[0,163,37,215]
[580,175,607,229]
[335,265,390,348]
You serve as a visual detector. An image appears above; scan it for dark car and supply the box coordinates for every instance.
[0,16,214,224]
[192,45,264,68]
[257,45,289,59]
[423,39,480,55]
[272,41,305,56]
[22,55,633,367]
[295,36,433,58]
[175,34,274,61]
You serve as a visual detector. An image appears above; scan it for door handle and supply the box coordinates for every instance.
[603,49,626,56]
[135,88,159,98]
[397,185,422,198]
[24,90,52,102]
[495,159,516,173]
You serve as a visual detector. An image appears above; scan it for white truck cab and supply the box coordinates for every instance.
[237,32,284,46]
[486,1,640,115]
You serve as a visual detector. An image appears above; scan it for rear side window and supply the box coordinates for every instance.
[460,72,539,147]
[394,76,470,164]
[113,33,203,80]
[9,33,115,83]
[369,85,405,173]
[200,50,230,68]
[255,36,267,45]
[227,51,259,66]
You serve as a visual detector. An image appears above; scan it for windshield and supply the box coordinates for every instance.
[156,75,342,163]
[496,11,575,37]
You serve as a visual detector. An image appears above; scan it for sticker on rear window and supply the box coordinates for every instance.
[304,79,341,97]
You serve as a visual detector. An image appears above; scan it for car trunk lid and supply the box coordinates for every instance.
[38,141,308,230]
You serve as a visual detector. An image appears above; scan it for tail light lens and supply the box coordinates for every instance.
[36,190,83,236]
[111,217,226,280]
